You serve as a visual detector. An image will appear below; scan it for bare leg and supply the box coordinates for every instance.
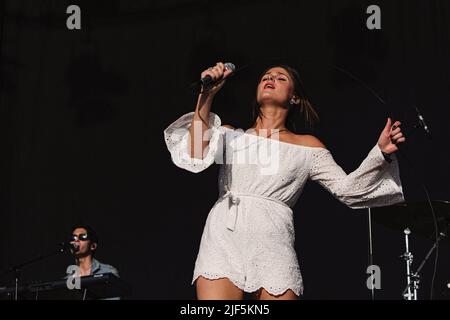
[196,276,244,300]
[255,288,298,300]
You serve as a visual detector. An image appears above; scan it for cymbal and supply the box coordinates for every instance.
[372,200,450,240]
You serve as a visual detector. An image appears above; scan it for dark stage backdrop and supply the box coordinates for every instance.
[0,0,449,299]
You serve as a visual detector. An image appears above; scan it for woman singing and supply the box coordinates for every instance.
[164,62,405,300]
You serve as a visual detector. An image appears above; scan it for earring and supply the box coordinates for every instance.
[290,98,296,105]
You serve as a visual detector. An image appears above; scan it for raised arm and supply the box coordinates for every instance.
[163,63,232,173]
[189,62,233,159]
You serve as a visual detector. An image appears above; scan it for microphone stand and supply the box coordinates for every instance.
[412,106,432,140]
[0,243,71,300]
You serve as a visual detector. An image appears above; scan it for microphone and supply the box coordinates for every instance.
[60,242,79,253]
[199,62,236,89]
[414,106,431,138]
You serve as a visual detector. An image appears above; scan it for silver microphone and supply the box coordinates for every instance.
[200,62,236,88]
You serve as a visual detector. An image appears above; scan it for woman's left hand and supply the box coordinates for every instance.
[377,118,406,154]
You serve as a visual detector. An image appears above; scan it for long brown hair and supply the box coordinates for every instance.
[252,64,319,133]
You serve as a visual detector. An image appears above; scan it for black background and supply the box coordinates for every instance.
[0,0,449,300]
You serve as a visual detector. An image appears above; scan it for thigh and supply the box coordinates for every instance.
[196,276,244,300]
[255,288,298,300]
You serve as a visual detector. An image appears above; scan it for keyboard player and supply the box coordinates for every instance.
[66,224,121,299]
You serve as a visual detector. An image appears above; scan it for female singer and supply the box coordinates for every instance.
[164,62,405,300]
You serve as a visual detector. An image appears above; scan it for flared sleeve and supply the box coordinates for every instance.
[164,112,223,173]
[308,144,405,209]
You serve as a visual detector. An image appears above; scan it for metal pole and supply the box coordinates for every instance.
[368,208,375,300]
[402,228,415,300]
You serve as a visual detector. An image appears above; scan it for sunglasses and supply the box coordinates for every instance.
[70,233,90,241]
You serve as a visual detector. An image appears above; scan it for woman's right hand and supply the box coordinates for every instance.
[200,62,233,96]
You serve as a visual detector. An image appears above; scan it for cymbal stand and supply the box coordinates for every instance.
[400,228,417,300]
[401,230,446,300]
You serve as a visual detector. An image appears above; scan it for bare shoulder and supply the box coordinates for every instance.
[222,124,235,130]
[290,134,327,149]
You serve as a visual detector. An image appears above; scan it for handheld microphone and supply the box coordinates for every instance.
[198,62,236,89]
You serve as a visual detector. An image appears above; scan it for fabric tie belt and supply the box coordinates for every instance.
[220,186,290,231]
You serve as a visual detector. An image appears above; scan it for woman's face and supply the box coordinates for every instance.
[256,67,295,108]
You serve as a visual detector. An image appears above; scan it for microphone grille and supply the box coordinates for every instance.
[224,62,236,72]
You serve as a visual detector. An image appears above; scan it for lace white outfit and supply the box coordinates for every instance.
[164,112,404,296]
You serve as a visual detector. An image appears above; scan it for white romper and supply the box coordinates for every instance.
[164,112,405,296]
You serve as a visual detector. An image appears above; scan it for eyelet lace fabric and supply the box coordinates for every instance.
[309,145,405,209]
[164,111,223,173]
[164,112,405,297]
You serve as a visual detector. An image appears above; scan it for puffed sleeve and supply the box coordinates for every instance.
[308,144,405,209]
[164,112,224,173]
